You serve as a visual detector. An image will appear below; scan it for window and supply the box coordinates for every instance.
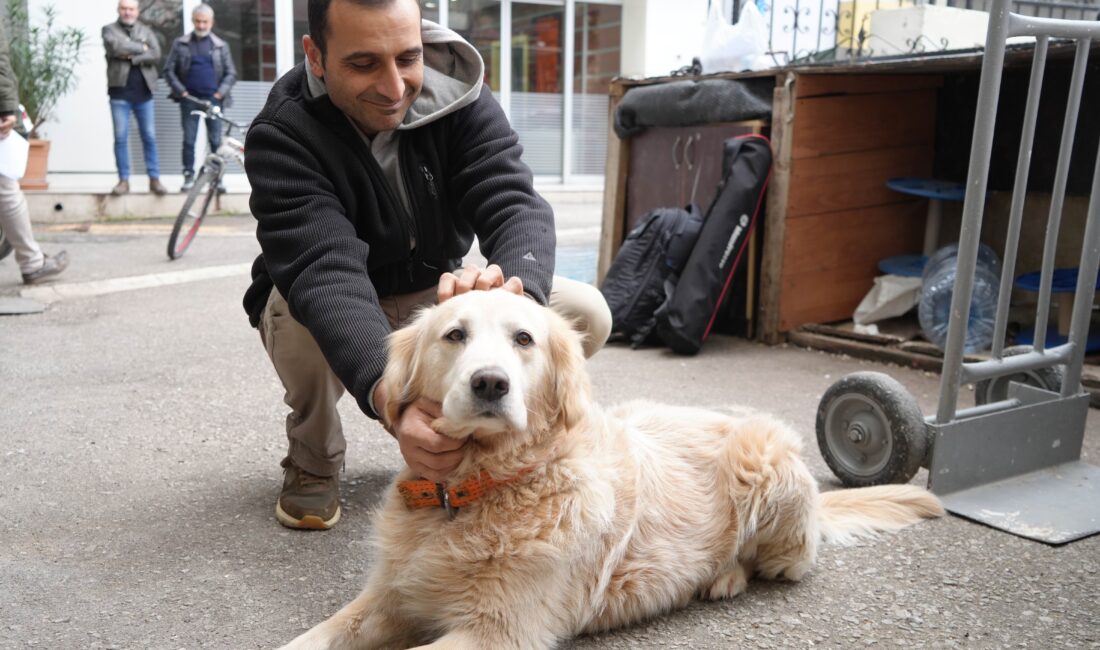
[206,0,278,81]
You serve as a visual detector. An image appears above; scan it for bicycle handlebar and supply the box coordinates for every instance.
[181,94,243,132]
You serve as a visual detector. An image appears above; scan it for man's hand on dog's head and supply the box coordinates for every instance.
[390,396,466,483]
[437,263,523,303]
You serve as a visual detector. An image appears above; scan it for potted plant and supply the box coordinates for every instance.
[4,0,85,190]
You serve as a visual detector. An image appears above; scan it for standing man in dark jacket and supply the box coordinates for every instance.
[102,0,165,196]
[163,3,237,193]
[0,22,68,283]
[245,0,611,530]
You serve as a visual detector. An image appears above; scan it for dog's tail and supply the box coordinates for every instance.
[817,485,944,546]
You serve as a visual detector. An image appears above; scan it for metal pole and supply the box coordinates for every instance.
[1060,39,1098,397]
[935,0,1011,424]
[991,35,1048,359]
[1031,40,1090,353]
[563,0,576,182]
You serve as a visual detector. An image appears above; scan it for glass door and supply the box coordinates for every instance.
[571,2,620,177]
[509,2,565,177]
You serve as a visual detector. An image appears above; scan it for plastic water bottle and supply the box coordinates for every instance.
[918,242,1001,353]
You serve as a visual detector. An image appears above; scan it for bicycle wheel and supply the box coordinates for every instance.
[167,168,219,260]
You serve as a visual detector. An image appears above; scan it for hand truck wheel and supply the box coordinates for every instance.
[816,371,929,487]
[974,344,1064,405]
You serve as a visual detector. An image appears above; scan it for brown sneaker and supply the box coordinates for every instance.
[275,460,341,530]
[110,180,129,196]
[22,251,69,285]
[149,178,168,196]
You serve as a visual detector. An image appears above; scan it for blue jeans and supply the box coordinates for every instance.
[110,98,160,180]
[180,97,223,176]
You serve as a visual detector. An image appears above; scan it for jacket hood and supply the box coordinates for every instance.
[305,19,484,130]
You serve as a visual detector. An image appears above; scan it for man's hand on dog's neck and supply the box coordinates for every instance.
[375,381,465,482]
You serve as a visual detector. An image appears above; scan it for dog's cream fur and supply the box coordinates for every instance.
[280,290,943,650]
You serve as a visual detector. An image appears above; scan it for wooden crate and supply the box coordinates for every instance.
[758,72,942,342]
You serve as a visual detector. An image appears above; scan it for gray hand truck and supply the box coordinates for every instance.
[815,0,1100,545]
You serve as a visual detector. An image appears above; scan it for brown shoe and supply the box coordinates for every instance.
[275,459,341,530]
[149,178,168,196]
[110,179,129,196]
[22,251,69,285]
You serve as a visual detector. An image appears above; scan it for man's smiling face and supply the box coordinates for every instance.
[304,0,424,138]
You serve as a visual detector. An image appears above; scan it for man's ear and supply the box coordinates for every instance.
[380,321,422,427]
[302,34,325,79]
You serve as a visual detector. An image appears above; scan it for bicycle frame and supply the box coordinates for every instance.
[167,98,247,260]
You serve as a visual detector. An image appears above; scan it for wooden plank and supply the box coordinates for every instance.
[778,201,926,331]
[758,74,794,344]
[795,74,943,99]
[787,145,935,218]
[788,329,946,372]
[597,81,629,285]
[801,322,912,345]
[791,89,937,159]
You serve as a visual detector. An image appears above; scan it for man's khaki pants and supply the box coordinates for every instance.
[0,175,44,275]
[258,277,612,477]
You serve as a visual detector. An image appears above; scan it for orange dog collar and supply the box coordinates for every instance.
[398,468,533,517]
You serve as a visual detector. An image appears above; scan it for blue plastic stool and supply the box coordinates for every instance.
[886,177,967,257]
[1014,268,1100,352]
[877,254,928,278]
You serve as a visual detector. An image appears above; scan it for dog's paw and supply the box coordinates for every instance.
[703,563,749,600]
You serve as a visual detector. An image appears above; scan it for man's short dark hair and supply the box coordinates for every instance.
[308,0,418,61]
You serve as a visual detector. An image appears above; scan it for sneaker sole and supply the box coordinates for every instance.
[275,502,341,530]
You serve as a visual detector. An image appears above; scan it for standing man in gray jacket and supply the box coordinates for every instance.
[102,0,166,196]
[163,3,237,193]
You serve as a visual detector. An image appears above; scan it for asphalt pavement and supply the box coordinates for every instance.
[0,205,1097,649]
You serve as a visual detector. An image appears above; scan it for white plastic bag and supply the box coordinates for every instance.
[700,1,770,74]
[853,274,923,326]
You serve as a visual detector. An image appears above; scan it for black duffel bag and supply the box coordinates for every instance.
[654,134,772,355]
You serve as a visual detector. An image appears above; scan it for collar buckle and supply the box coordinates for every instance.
[435,482,458,519]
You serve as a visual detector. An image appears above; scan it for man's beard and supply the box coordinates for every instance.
[193,29,210,38]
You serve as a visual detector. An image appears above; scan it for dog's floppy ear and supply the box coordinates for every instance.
[380,316,424,428]
[546,312,591,431]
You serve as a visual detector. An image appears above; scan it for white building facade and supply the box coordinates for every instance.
[32,0,708,189]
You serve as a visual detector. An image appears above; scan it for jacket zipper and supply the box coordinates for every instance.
[397,138,422,283]
[421,165,437,198]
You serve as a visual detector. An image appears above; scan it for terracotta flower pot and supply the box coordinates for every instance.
[20,138,50,191]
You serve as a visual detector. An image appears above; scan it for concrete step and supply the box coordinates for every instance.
[27,186,603,225]
[27,190,251,224]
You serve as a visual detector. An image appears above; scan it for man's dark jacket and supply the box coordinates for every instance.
[162,32,237,107]
[243,64,555,420]
[102,20,160,94]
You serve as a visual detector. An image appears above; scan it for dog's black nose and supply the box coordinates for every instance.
[471,367,510,402]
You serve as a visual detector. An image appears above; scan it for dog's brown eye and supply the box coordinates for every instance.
[445,327,466,343]
[514,330,533,347]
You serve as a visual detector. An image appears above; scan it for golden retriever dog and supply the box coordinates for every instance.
[280,289,943,650]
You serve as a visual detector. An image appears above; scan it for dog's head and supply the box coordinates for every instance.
[380,289,590,445]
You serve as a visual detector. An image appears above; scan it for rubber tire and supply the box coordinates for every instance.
[167,168,218,260]
[974,344,1064,405]
[816,371,929,487]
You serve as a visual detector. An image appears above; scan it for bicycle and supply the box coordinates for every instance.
[167,96,246,260]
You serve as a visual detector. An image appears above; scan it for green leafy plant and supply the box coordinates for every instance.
[4,0,86,139]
